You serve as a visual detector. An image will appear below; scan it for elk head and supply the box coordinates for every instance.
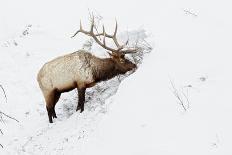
[71,16,138,74]
[107,52,136,74]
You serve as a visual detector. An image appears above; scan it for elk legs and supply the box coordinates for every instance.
[76,88,86,112]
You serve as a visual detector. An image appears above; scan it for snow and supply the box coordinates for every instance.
[1,0,232,154]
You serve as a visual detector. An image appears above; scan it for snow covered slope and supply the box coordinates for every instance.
[0,24,149,154]
[1,0,232,154]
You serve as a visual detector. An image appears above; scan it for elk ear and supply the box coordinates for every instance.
[107,51,119,58]
[120,54,125,58]
[107,51,113,57]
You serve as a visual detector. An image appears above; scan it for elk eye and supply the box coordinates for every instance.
[120,54,125,58]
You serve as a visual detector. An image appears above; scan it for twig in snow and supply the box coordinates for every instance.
[181,87,190,109]
[183,9,198,17]
[0,111,19,123]
[0,129,3,149]
[170,80,189,111]
[0,85,7,103]
[211,134,220,148]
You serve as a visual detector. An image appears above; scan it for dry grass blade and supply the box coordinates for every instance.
[170,80,188,111]
[0,111,19,123]
[0,85,7,103]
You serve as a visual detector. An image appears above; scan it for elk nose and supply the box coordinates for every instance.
[131,64,137,71]
[133,64,137,69]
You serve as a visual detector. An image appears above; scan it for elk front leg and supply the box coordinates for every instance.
[76,88,86,112]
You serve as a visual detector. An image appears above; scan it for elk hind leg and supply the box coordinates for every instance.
[45,90,60,123]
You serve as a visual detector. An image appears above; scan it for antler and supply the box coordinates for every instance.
[71,17,137,54]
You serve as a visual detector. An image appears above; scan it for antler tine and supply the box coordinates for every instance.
[121,48,138,54]
[71,20,90,38]
[88,16,118,52]
[90,16,94,33]
[103,25,106,45]
[121,38,138,54]
[88,17,118,52]
[120,37,139,54]
[72,17,137,54]
[95,20,120,49]
[113,20,118,37]
[80,20,83,31]
[112,20,120,48]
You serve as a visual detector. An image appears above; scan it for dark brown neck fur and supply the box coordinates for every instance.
[92,58,120,83]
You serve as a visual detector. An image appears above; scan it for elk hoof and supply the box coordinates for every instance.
[49,117,53,123]
[52,109,57,118]
[76,106,81,111]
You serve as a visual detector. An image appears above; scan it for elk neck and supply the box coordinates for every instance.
[92,58,121,83]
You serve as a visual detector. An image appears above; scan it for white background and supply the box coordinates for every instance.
[0,0,232,154]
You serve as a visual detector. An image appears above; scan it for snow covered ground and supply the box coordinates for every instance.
[1,0,232,154]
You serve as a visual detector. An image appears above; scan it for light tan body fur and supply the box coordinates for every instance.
[37,50,96,93]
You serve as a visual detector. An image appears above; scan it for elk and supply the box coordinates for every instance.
[37,17,137,123]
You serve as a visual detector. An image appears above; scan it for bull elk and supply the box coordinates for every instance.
[37,17,137,123]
